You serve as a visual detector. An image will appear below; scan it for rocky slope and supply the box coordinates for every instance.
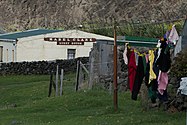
[0,0,187,31]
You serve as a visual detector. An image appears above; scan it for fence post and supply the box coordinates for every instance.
[88,57,94,89]
[75,60,80,91]
[48,71,53,97]
[60,69,64,96]
[55,65,59,96]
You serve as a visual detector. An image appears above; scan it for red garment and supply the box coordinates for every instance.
[128,50,137,92]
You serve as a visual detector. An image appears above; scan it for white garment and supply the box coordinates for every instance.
[168,25,179,45]
[155,48,161,62]
[123,44,128,65]
[178,77,187,95]
[134,52,139,66]
[174,36,182,57]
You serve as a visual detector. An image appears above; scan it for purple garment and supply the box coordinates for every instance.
[158,71,168,95]
[164,30,171,39]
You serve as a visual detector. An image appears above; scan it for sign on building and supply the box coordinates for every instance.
[44,37,96,45]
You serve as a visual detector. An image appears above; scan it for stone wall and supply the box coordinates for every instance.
[88,42,128,91]
[0,57,89,75]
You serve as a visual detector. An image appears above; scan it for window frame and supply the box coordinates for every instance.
[67,49,76,60]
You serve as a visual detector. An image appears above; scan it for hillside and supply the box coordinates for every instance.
[0,0,187,31]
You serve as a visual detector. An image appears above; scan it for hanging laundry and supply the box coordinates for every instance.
[155,48,161,62]
[174,36,182,57]
[134,52,139,66]
[156,38,171,72]
[145,60,150,87]
[132,56,145,100]
[128,50,137,92]
[164,30,171,39]
[145,54,149,63]
[148,79,158,103]
[168,25,179,45]
[157,71,168,95]
[177,77,187,95]
[149,50,157,84]
[145,59,159,103]
[157,90,168,103]
[153,49,159,77]
[123,43,128,65]
[142,55,147,75]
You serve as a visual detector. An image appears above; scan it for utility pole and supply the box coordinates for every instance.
[113,23,118,111]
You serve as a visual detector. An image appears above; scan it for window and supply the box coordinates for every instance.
[67,49,76,59]
[0,46,3,62]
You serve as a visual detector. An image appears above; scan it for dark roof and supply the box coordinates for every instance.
[0,29,63,41]
[117,36,158,47]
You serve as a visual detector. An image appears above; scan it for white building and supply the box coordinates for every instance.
[0,29,113,63]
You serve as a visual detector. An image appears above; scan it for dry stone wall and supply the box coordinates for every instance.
[0,57,89,75]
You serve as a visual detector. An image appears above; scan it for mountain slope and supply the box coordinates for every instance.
[0,0,187,31]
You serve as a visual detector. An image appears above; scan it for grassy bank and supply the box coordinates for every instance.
[0,74,185,125]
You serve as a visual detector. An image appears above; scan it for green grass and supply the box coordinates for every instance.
[0,74,185,125]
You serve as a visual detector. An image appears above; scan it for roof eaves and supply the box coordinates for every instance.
[0,29,63,40]
[0,39,16,42]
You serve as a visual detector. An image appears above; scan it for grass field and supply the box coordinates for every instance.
[0,74,185,125]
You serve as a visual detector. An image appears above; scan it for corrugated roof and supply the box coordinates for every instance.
[0,29,63,41]
[125,36,158,42]
[117,36,159,47]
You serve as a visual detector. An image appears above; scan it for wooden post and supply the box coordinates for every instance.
[48,72,53,97]
[88,57,94,89]
[79,64,83,89]
[75,60,79,85]
[55,65,59,96]
[113,24,118,111]
[80,61,89,74]
[60,69,64,96]
[76,60,80,91]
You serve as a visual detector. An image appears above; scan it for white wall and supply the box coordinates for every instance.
[16,35,94,62]
[0,41,16,63]
[1,30,113,62]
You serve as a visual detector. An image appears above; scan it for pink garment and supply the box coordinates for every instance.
[145,54,149,63]
[123,44,128,65]
[168,25,179,45]
[158,71,168,95]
